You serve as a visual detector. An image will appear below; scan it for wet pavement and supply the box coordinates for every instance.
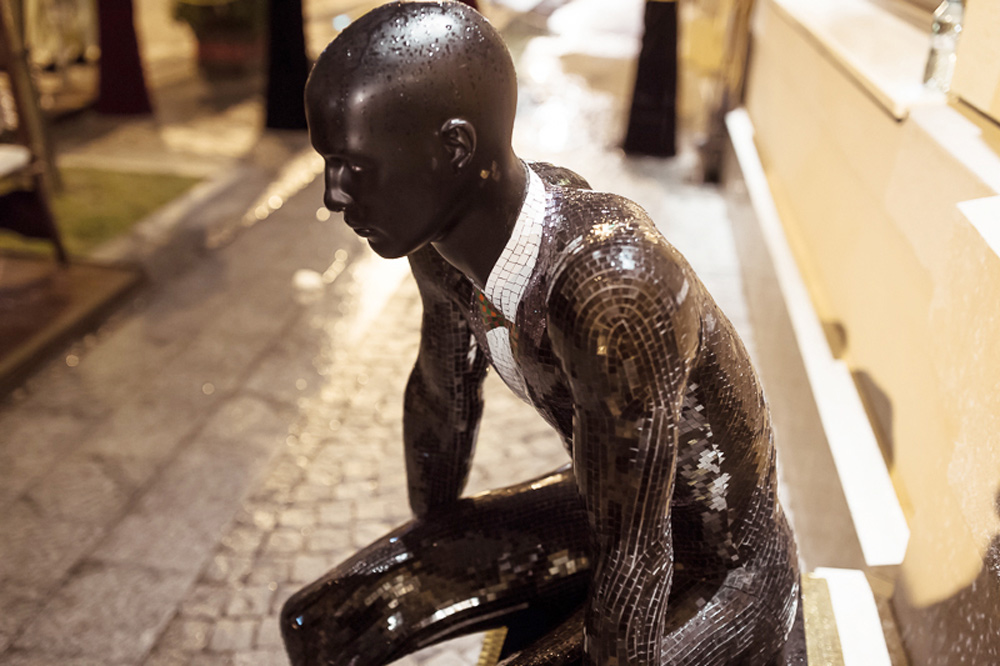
[0,0,788,664]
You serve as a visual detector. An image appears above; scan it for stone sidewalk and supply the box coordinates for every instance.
[141,250,571,666]
[0,0,759,664]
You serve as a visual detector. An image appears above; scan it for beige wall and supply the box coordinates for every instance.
[745,0,1000,661]
[952,0,1000,126]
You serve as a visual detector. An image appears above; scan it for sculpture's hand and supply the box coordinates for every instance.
[548,235,700,665]
[404,247,489,518]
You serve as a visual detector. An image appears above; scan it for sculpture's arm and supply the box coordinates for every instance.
[404,247,490,518]
[547,241,701,665]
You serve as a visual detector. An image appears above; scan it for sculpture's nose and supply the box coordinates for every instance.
[324,163,354,212]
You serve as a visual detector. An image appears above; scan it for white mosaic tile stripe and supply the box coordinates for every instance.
[486,327,527,400]
[482,166,547,403]
[485,167,547,320]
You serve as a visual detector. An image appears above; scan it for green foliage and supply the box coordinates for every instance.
[173,0,266,38]
[0,168,202,257]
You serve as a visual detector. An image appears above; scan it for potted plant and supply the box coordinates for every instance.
[173,0,266,78]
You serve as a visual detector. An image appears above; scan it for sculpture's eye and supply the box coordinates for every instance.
[348,162,364,174]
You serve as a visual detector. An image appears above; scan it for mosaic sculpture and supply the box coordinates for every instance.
[282,2,800,664]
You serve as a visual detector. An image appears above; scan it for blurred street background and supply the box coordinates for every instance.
[0,0,880,664]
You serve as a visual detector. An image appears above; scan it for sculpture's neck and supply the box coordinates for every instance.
[432,150,528,290]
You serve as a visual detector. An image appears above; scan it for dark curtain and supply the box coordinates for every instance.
[95,0,153,115]
[622,0,677,157]
[265,0,309,130]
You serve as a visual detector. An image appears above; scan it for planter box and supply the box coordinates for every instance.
[195,30,264,78]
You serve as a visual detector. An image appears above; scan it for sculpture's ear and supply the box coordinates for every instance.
[440,118,476,172]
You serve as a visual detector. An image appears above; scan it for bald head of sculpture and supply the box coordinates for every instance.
[305,1,525,268]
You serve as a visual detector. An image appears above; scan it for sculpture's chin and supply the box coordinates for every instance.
[365,238,407,260]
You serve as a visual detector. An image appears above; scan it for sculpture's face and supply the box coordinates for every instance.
[308,93,460,259]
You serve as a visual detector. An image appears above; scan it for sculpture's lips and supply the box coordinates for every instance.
[344,213,375,238]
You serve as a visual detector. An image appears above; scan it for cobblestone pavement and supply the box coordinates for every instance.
[0,0,760,664]
[143,259,570,666]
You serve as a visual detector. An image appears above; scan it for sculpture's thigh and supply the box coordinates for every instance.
[493,563,795,666]
[496,607,585,666]
[660,549,800,666]
[281,467,591,666]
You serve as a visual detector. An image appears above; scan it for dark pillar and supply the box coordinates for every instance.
[622,0,677,157]
[95,0,153,115]
[264,0,309,130]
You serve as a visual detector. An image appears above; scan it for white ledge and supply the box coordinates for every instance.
[959,195,1000,260]
[770,0,934,120]
[813,568,893,666]
[727,108,911,567]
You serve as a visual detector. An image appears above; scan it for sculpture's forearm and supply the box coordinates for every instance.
[573,410,678,665]
[586,538,672,665]
[548,241,700,664]
[403,357,485,517]
[405,248,489,518]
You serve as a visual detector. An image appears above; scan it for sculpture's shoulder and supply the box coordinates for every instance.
[542,187,702,350]
[545,186,689,290]
[527,160,591,190]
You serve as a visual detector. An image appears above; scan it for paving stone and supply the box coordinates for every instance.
[0,585,41,647]
[376,473,410,499]
[25,452,136,526]
[225,586,274,617]
[9,355,115,420]
[197,394,293,453]
[277,507,316,529]
[80,394,202,468]
[245,557,293,586]
[343,458,379,480]
[231,649,288,666]
[220,526,266,556]
[143,648,193,666]
[234,505,279,532]
[254,615,284,649]
[262,529,305,555]
[180,584,230,620]
[158,617,212,652]
[355,498,393,522]
[291,554,330,584]
[0,500,104,595]
[292,483,336,502]
[264,459,307,490]
[305,526,351,553]
[318,501,354,526]
[354,520,393,548]
[14,562,191,662]
[243,336,331,410]
[209,619,256,652]
[93,397,287,572]
[332,479,379,502]
[270,584,298,615]
[0,410,95,509]
[187,653,232,666]
[201,554,254,585]
[1,652,127,666]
